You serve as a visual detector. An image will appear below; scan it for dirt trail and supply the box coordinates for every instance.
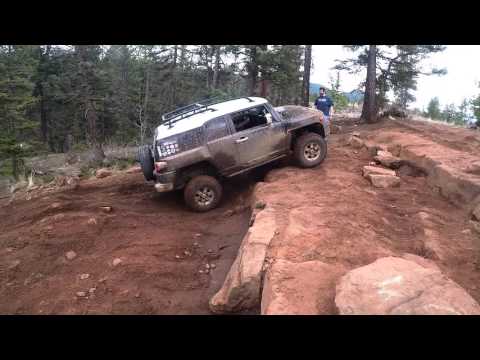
[0,171,253,314]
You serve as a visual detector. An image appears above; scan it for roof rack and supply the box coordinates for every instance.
[161,96,256,127]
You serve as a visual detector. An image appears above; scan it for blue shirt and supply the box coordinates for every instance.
[314,95,334,116]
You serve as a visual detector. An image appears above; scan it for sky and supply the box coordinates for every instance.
[310,45,480,111]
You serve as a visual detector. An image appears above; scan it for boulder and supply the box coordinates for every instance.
[335,256,480,315]
[261,259,346,315]
[470,220,480,234]
[95,168,112,179]
[349,136,364,149]
[381,105,408,118]
[472,204,480,222]
[209,207,277,313]
[330,125,343,134]
[364,141,388,157]
[65,251,77,260]
[126,166,142,174]
[368,174,401,188]
[362,166,396,178]
[374,150,403,169]
[465,161,480,175]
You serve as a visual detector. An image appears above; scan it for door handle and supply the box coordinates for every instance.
[236,137,249,143]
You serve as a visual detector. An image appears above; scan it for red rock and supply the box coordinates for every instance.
[335,256,480,315]
[261,259,346,315]
[126,166,142,174]
[368,174,401,188]
[374,150,403,169]
[209,207,277,313]
[95,169,112,179]
[472,204,480,221]
[362,166,396,178]
[65,251,77,260]
[349,136,364,149]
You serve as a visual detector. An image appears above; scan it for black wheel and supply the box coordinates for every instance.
[293,132,327,168]
[184,175,222,212]
[138,145,155,181]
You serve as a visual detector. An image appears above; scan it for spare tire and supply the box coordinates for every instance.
[138,145,155,181]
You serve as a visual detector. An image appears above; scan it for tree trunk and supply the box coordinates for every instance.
[180,45,186,69]
[39,90,48,143]
[11,154,18,181]
[302,45,312,107]
[361,45,378,123]
[173,45,178,67]
[171,45,178,107]
[212,46,221,89]
[248,46,258,96]
[141,64,150,143]
[39,45,51,144]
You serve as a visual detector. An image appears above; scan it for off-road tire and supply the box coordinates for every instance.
[184,175,223,212]
[294,132,327,168]
[138,145,155,181]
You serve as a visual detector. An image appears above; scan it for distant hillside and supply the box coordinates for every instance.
[310,82,364,103]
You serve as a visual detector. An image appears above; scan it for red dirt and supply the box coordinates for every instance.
[0,171,252,314]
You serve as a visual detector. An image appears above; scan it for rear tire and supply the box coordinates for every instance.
[184,175,222,212]
[294,132,327,168]
[138,145,155,181]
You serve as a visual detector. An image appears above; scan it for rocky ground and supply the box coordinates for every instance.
[211,116,480,315]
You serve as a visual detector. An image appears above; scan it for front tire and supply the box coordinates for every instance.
[294,132,327,168]
[184,175,223,212]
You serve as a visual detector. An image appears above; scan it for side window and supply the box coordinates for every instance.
[231,105,269,133]
[206,116,229,141]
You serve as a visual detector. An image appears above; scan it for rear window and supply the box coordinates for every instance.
[205,116,229,141]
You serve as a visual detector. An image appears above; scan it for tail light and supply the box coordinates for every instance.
[155,162,168,172]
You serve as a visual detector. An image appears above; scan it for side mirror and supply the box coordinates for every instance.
[266,113,273,124]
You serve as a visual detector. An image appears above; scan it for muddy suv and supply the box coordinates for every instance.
[138,97,329,212]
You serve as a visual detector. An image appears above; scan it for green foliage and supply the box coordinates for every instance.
[425,97,442,119]
[425,97,471,126]
[472,85,480,126]
[0,45,39,179]
[336,45,446,111]
[327,72,349,111]
[0,45,313,168]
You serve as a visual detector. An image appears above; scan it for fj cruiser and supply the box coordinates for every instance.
[138,97,329,212]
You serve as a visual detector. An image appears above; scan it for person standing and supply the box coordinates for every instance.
[314,87,334,125]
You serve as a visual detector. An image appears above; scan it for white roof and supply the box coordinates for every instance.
[155,97,268,140]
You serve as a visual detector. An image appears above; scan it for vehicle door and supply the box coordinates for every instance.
[227,104,287,167]
[204,116,238,173]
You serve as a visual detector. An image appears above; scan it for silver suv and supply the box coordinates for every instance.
[138,96,329,212]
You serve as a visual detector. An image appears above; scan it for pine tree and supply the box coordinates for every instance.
[426,97,441,120]
[362,45,377,123]
[0,45,38,179]
[336,45,446,122]
[302,45,312,107]
[472,86,480,126]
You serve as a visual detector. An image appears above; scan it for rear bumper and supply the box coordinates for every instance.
[153,170,177,193]
[154,182,174,192]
